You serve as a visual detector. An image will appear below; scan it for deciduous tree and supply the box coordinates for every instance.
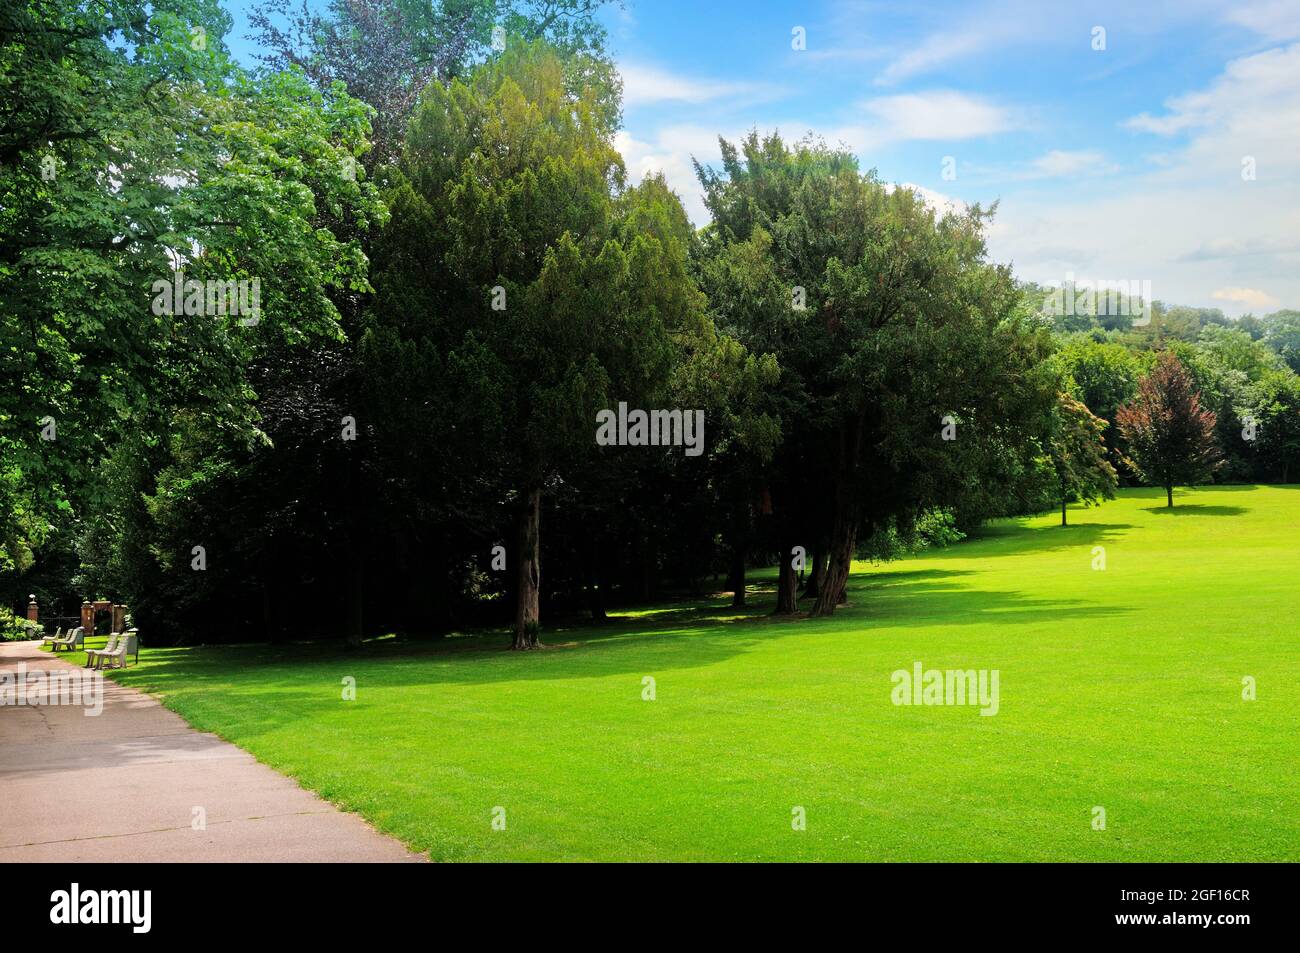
[1116,352,1222,507]
[1048,393,1117,526]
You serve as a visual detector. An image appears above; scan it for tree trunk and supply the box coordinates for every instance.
[813,417,864,617]
[812,509,856,617]
[727,540,747,607]
[725,492,750,607]
[343,439,365,649]
[1061,498,1068,527]
[259,549,276,641]
[636,532,653,601]
[344,534,364,648]
[586,582,607,623]
[431,543,453,638]
[773,536,798,615]
[802,548,825,599]
[261,579,273,641]
[586,534,607,623]
[1166,483,1173,508]
[512,486,541,649]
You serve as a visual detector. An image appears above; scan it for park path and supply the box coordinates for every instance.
[0,640,423,862]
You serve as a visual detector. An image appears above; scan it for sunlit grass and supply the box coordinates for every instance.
[84,485,1300,861]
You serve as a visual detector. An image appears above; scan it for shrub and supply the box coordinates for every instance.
[914,508,966,549]
[0,607,42,641]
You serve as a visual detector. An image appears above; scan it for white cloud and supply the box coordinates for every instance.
[888,183,969,218]
[612,29,1300,313]
[857,0,1299,89]
[868,0,1061,86]
[876,32,989,85]
[987,181,1300,316]
[859,91,1018,142]
[615,125,735,224]
[924,150,1118,186]
[1026,150,1116,178]
[1178,237,1300,261]
[1123,42,1300,147]
[619,63,780,107]
[982,39,1300,315]
[1222,0,1300,40]
[1212,287,1280,309]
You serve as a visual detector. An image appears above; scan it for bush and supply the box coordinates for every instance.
[856,508,966,564]
[914,508,966,549]
[0,607,42,641]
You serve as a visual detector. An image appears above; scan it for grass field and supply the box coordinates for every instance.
[68,485,1300,861]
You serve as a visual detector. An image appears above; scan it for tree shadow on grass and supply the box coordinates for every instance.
[96,507,1144,745]
[1187,483,1297,492]
[925,521,1135,558]
[107,564,1130,712]
[1142,505,1247,516]
[840,572,1130,630]
[75,538,1139,765]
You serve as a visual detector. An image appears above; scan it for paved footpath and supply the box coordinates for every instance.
[0,640,423,862]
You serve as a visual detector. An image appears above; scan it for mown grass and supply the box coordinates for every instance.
[63,485,1300,860]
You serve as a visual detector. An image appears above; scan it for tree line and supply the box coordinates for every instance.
[3,1,1298,646]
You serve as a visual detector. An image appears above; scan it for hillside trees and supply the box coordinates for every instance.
[1261,310,1300,372]
[1248,369,1300,483]
[1050,339,1145,476]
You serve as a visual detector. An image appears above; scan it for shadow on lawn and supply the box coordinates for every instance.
[843,567,1130,630]
[99,501,1159,720]
[926,520,1135,558]
[1142,505,1248,516]
[110,563,1131,712]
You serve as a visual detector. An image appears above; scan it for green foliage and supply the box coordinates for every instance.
[1046,313,1300,489]
[1050,337,1146,478]
[1260,310,1300,373]
[697,131,1057,612]
[1195,325,1283,381]
[1117,352,1223,503]
[1048,393,1118,522]
[1151,304,1230,343]
[380,41,657,484]
[250,0,617,166]
[1052,338,1146,420]
[0,607,42,641]
[369,41,742,642]
[911,507,966,549]
[2,0,385,630]
[1248,369,1300,483]
[7,8,1296,647]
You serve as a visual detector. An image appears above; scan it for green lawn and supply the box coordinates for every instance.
[68,485,1300,860]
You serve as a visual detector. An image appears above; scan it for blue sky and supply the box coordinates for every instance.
[221,0,1300,315]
